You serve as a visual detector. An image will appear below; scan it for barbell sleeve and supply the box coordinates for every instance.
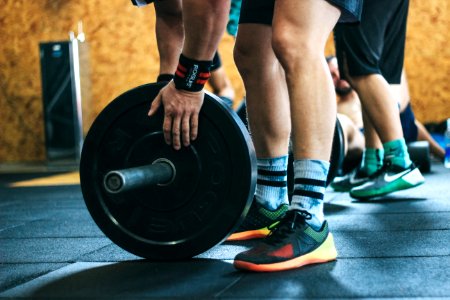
[103,160,175,194]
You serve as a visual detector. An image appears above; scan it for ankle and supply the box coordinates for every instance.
[255,155,289,210]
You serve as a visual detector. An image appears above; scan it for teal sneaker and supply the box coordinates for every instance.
[331,167,370,192]
[227,200,289,241]
[350,163,425,200]
[233,210,337,272]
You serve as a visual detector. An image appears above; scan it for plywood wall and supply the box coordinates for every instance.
[0,0,448,163]
[404,1,450,123]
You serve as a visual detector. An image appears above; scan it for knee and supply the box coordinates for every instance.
[272,32,316,73]
[233,41,256,80]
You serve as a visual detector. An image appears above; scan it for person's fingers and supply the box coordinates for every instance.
[171,114,182,150]
[162,114,172,146]
[190,112,199,141]
[149,85,203,150]
[148,94,162,116]
[182,114,191,147]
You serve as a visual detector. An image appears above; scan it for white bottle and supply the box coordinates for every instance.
[445,118,450,168]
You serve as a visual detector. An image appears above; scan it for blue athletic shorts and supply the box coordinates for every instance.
[400,103,419,143]
[131,0,154,6]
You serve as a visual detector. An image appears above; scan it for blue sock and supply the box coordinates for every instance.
[290,159,329,230]
[255,155,289,210]
[383,138,412,168]
[360,148,384,176]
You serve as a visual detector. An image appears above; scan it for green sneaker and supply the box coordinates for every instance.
[331,167,370,192]
[350,163,425,200]
[227,200,289,241]
[233,210,337,272]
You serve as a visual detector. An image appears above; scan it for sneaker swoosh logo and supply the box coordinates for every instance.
[349,176,367,185]
[384,169,411,183]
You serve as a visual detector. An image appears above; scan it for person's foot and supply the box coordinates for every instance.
[233,210,337,272]
[330,167,370,192]
[227,200,289,241]
[350,162,425,200]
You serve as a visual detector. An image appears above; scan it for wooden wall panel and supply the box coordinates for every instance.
[0,0,448,162]
[0,0,157,162]
[404,0,450,123]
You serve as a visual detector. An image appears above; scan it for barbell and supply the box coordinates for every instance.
[79,82,344,260]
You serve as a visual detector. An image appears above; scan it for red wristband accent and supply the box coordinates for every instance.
[173,54,212,92]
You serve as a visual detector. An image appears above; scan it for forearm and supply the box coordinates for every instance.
[181,0,230,61]
[154,0,184,75]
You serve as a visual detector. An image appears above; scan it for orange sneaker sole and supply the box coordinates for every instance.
[233,233,337,272]
[226,228,270,241]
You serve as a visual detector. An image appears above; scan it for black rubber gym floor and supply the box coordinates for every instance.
[1,161,450,299]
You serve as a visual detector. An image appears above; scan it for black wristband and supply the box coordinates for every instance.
[210,51,222,72]
[173,54,212,92]
[157,74,174,83]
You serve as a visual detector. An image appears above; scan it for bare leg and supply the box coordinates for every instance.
[234,24,290,158]
[272,0,340,161]
[271,0,340,230]
[233,0,342,271]
[362,107,383,149]
[349,74,403,143]
[398,69,409,111]
[234,24,290,212]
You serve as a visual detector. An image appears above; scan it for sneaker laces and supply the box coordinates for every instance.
[265,210,311,246]
[367,160,392,179]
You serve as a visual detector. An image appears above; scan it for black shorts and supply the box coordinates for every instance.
[400,103,418,143]
[239,0,362,26]
[131,0,154,6]
[334,0,409,84]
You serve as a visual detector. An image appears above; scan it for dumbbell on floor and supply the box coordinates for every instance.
[407,141,431,173]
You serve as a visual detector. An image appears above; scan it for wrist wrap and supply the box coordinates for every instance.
[174,54,212,92]
[157,73,174,83]
[210,51,222,71]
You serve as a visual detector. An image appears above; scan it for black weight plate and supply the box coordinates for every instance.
[80,83,257,260]
[327,118,345,185]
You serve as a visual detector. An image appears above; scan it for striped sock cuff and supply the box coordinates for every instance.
[291,159,330,229]
[257,169,288,187]
[292,177,326,200]
[255,156,289,210]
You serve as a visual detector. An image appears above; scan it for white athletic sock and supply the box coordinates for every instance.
[290,159,329,230]
[255,155,289,210]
